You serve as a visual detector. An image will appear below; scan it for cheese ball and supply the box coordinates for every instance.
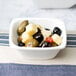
[26,23,38,35]
[21,32,33,43]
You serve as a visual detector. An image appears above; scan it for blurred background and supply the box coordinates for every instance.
[0,0,76,32]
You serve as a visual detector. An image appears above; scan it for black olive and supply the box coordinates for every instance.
[39,41,52,47]
[33,28,44,43]
[33,33,44,43]
[53,27,62,36]
[18,42,25,46]
[45,28,50,31]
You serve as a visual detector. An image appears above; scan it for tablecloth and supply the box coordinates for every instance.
[0,63,76,76]
[0,33,76,76]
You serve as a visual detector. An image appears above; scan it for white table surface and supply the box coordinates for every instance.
[0,0,76,32]
[0,46,76,65]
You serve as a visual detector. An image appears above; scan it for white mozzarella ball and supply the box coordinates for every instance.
[26,23,37,35]
[21,32,33,43]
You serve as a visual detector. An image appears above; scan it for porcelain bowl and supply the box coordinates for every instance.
[9,18,66,59]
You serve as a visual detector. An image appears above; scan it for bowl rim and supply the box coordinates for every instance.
[9,18,67,50]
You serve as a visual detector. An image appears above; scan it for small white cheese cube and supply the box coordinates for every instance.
[52,34,62,45]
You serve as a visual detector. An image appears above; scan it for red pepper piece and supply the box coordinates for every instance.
[45,37,53,43]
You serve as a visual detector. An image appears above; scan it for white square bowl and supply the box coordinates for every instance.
[9,18,66,59]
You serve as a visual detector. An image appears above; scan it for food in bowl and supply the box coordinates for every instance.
[17,20,62,47]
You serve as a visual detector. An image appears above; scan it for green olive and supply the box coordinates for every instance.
[17,20,28,35]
